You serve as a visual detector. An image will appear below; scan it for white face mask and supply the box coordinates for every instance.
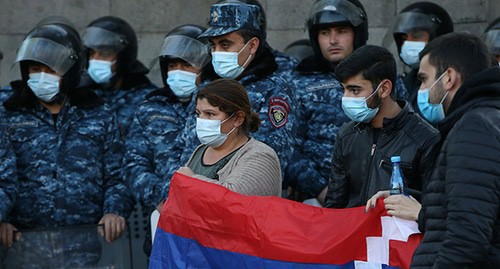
[195,114,236,148]
[399,41,426,67]
[211,41,252,79]
[27,72,61,102]
[88,59,115,84]
[166,70,198,99]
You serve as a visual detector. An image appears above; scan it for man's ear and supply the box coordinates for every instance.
[378,79,393,99]
[248,37,260,55]
[442,67,462,92]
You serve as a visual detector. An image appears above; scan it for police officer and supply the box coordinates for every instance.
[124,24,212,214]
[160,1,301,200]
[383,2,453,118]
[0,18,133,256]
[216,0,299,75]
[123,24,212,256]
[82,16,156,136]
[483,17,500,64]
[289,0,410,205]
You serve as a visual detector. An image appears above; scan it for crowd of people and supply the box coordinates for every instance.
[0,0,498,268]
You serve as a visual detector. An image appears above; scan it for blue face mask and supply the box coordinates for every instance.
[341,83,382,123]
[399,41,426,67]
[211,41,252,79]
[88,59,115,84]
[167,70,198,99]
[417,72,448,123]
[27,72,61,102]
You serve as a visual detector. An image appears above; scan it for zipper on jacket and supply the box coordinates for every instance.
[370,144,376,156]
[362,129,380,203]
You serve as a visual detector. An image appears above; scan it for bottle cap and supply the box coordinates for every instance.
[391,156,401,162]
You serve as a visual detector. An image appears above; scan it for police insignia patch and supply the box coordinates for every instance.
[268,97,290,128]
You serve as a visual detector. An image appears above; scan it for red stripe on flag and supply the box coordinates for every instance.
[158,173,397,265]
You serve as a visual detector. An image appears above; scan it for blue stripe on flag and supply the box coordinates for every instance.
[149,228,402,269]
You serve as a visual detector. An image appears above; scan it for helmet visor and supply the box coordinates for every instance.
[15,37,78,75]
[309,0,366,27]
[82,26,127,52]
[153,35,210,69]
[383,12,438,47]
[483,29,500,55]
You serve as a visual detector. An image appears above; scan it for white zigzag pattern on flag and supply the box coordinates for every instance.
[352,216,420,269]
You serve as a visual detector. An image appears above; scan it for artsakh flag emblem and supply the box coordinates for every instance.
[149,173,422,269]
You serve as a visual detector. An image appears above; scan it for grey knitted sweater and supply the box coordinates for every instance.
[186,138,282,196]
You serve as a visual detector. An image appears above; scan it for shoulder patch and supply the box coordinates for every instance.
[268,97,290,128]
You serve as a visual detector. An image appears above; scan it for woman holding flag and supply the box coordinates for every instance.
[176,78,282,197]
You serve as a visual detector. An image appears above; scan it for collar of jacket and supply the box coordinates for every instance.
[438,67,500,137]
[295,55,337,74]
[4,80,103,111]
[146,86,184,104]
[355,100,413,133]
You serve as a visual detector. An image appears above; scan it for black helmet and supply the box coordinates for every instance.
[83,16,148,76]
[284,39,314,61]
[384,2,454,53]
[306,0,368,58]
[15,21,83,91]
[156,24,210,88]
[483,17,500,56]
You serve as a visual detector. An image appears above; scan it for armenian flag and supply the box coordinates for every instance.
[150,173,422,269]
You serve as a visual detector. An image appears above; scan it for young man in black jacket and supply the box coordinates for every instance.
[324,45,439,209]
[366,32,500,268]
[410,32,500,269]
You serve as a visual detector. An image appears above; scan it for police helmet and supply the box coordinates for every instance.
[384,2,454,53]
[284,39,314,61]
[306,0,368,59]
[83,16,148,76]
[156,24,210,88]
[16,21,83,91]
[483,17,500,56]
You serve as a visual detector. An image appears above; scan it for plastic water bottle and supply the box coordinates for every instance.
[389,156,407,195]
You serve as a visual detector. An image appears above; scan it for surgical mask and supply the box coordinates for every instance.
[196,114,236,148]
[211,41,252,79]
[341,83,382,123]
[167,70,198,98]
[88,59,115,84]
[400,41,426,67]
[27,72,60,102]
[417,72,448,123]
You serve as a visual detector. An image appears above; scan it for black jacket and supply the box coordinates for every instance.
[325,101,440,208]
[411,67,500,269]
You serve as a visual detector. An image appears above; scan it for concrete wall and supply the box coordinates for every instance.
[0,0,498,87]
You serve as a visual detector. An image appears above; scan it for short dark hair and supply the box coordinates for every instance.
[197,78,261,134]
[419,32,491,82]
[237,28,263,46]
[335,45,397,98]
